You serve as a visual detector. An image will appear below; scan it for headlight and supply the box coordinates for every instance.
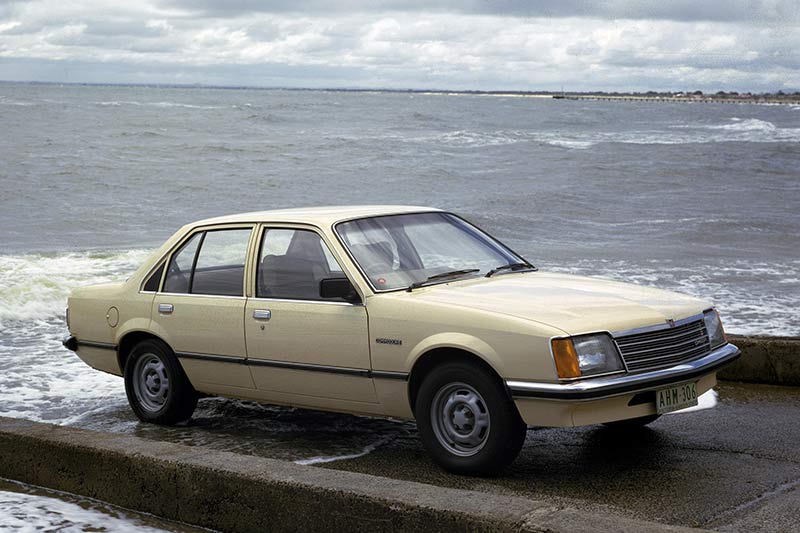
[703,309,726,348]
[551,333,625,379]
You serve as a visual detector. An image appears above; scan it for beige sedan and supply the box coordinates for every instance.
[64,206,740,475]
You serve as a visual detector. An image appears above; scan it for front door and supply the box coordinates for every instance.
[244,226,376,404]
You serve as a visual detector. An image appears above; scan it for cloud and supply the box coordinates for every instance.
[0,0,797,91]
[158,0,800,23]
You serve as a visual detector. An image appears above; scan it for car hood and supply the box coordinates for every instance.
[409,271,709,335]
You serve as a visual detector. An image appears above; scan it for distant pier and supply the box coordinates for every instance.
[553,94,798,105]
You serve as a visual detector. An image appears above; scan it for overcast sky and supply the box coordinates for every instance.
[0,1,797,91]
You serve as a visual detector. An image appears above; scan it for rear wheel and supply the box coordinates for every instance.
[124,339,197,425]
[415,361,527,476]
[603,414,661,429]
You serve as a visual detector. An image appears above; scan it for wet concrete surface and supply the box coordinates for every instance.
[319,381,800,531]
[53,381,799,530]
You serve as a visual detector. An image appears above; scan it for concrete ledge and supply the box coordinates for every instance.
[0,417,700,532]
[721,336,800,386]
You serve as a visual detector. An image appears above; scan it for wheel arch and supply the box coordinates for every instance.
[117,330,172,375]
[407,346,511,416]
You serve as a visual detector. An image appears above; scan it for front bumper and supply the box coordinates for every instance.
[506,342,740,401]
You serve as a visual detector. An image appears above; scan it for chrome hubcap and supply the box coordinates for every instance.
[431,382,490,457]
[132,353,169,413]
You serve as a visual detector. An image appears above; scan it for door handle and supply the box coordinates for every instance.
[158,303,174,314]
[253,309,271,321]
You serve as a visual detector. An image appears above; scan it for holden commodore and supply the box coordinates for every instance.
[64,206,740,475]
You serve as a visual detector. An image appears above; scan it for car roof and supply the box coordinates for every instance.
[190,205,443,228]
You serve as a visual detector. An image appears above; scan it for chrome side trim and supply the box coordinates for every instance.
[371,370,409,381]
[247,358,371,378]
[248,296,362,307]
[76,340,118,350]
[175,351,244,364]
[155,292,247,300]
[175,351,408,380]
[507,342,740,401]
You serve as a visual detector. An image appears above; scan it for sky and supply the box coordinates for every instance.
[0,1,797,92]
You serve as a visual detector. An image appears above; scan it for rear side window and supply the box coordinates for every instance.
[163,233,202,294]
[161,228,251,296]
[191,229,251,296]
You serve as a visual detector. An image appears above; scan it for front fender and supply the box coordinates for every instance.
[406,332,505,377]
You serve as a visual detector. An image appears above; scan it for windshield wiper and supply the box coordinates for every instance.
[407,269,480,291]
[485,262,537,278]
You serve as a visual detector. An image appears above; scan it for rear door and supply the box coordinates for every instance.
[150,225,255,392]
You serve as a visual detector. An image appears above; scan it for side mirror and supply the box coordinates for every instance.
[319,277,361,303]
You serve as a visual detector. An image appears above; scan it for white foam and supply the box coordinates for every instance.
[294,434,395,465]
[0,489,171,532]
[0,249,151,324]
[94,100,226,110]
[435,130,523,147]
[705,118,776,132]
[544,139,595,149]
[0,250,149,423]
[419,119,799,151]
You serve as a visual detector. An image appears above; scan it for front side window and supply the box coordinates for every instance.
[162,228,251,296]
[257,228,345,300]
[337,212,525,290]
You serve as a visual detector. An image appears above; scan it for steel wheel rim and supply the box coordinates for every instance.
[430,382,490,457]
[132,353,170,413]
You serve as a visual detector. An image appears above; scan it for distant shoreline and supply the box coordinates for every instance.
[1,79,798,105]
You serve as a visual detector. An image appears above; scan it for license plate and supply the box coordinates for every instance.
[656,381,698,414]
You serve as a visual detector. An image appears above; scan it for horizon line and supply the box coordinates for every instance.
[0,79,796,96]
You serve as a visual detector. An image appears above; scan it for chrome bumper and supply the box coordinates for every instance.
[507,342,741,401]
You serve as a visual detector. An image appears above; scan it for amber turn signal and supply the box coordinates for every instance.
[552,338,581,379]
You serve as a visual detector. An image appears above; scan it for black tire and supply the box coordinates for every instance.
[415,361,527,476]
[603,414,661,429]
[124,339,197,425]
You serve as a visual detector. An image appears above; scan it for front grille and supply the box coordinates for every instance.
[614,319,711,373]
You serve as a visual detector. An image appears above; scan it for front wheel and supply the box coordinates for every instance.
[124,339,197,425]
[415,361,527,476]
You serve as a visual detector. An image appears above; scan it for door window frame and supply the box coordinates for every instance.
[145,223,256,298]
[249,223,364,306]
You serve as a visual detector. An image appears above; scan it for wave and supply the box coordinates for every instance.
[704,118,776,132]
[0,98,35,106]
[544,139,595,149]
[0,249,151,325]
[429,130,596,149]
[418,116,799,150]
[94,100,228,110]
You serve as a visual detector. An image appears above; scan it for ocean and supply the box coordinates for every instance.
[0,83,798,523]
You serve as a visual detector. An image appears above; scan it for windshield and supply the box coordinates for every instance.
[336,212,529,291]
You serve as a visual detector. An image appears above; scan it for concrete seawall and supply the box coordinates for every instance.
[721,335,800,386]
[0,417,700,532]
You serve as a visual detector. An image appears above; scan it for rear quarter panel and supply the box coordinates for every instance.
[68,283,154,376]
